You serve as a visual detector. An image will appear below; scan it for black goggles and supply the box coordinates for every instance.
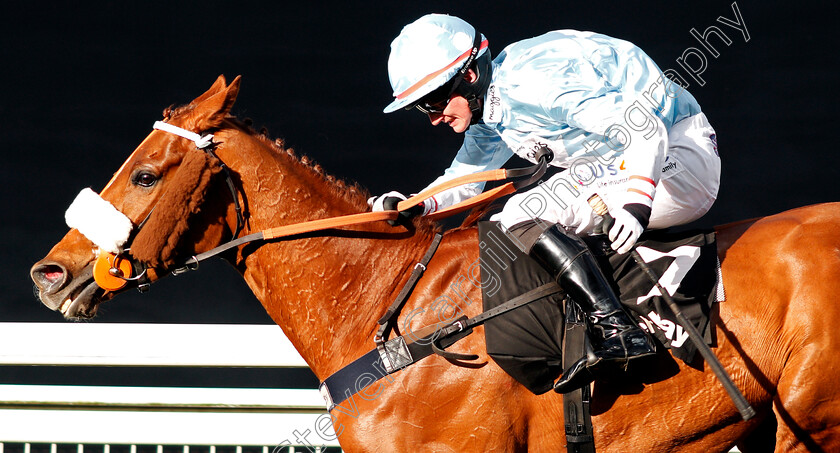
[414,79,460,114]
[411,30,482,115]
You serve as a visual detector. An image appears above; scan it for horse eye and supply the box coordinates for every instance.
[133,171,158,188]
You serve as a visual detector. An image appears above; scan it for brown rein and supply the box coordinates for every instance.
[172,158,548,275]
[100,119,550,288]
[265,167,514,239]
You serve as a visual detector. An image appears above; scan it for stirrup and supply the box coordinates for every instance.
[554,350,600,394]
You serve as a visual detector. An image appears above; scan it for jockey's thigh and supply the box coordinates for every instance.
[647,112,721,229]
[490,112,721,233]
[490,172,600,233]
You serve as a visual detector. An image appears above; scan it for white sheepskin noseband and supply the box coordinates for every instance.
[65,188,134,254]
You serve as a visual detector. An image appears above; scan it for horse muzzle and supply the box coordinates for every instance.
[30,259,104,319]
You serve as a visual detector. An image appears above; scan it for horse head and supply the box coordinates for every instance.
[31,75,245,319]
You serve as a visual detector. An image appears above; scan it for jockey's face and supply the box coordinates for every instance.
[427,94,473,133]
[421,69,478,134]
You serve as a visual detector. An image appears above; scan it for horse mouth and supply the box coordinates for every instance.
[59,279,104,319]
[35,263,107,320]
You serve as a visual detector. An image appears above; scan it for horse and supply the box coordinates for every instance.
[30,75,840,452]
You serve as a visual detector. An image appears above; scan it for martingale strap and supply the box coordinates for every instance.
[374,232,444,345]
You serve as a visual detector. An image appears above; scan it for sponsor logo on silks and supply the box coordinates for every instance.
[661,155,677,174]
[710,133,718,155]
[484,84,502,124]
[573,160,628,186]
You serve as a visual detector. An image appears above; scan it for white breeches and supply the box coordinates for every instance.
[491,112,721,232]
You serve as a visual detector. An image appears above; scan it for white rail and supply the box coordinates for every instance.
[0,323,307,367]
[0,323,339,450]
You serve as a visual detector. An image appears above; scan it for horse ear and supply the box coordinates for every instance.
[192,75,241,131]
[190,75,228,106]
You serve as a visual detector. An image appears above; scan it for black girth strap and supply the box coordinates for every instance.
[319,281,562,411]
[319,315,473,411]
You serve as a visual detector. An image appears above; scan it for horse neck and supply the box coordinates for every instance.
[215,126,435,379]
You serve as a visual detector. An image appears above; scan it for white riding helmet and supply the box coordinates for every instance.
[384,14,489,113]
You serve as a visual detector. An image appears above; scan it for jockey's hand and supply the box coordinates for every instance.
[608,204,651,254]
[368,191,407,212]
[367,191,425,226]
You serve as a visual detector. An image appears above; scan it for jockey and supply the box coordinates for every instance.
[371,13,721,393]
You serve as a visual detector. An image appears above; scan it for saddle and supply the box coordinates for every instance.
[478,221,720,395]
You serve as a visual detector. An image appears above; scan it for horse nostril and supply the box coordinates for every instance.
[31,262,68,294]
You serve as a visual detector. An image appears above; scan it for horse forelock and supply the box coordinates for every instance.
[160,105,437,233]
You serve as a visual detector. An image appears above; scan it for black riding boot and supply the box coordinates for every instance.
[529,224,655,393]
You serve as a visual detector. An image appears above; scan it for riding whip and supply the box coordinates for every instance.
[587,194,756,421]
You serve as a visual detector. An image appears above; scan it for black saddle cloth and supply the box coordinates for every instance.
[477,221,718,395]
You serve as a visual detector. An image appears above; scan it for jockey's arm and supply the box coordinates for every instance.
[370,124,512,215]
[605,115,667,253]
[559,91,668,253]
[419,128,511,214]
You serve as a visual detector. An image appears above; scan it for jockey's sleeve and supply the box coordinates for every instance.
[418,124,512,214]
[616,115,667,208]
[548,87,667,211]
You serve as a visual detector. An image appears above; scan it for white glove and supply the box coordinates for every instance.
[608,208,645,254]
[368,191,408,212]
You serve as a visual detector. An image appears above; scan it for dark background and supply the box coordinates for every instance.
[2,1,837,325]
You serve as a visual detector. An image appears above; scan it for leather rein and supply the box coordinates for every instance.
[99,121,552,292]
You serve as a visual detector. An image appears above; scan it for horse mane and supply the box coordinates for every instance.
[231,117,376,215]
[160,104,439,235]
[162,104,373,214]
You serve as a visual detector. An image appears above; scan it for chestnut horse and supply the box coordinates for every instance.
[30,76,840,452]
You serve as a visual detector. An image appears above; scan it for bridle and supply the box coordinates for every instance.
[88,121,244,292]
[151,121,245,239]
